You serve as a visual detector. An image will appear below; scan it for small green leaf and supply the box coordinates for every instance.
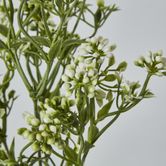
[117,61,127,72]
[9,138,15,160]
[94,8,102,26]
[95,89,106,99]
[48,39,62,60]
[108,55,115,66]
[96,98,103,107]
[97,100,114,121]
[8,90,16,99]
[0,24,8,37]
[106,91,113,101]
[88,124,99,143]
[79,107,89,125]
[144,89,155,98]
[104,74,116,82]
[64,145,78,161]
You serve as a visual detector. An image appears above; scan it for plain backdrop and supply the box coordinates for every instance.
[3,0,166,166]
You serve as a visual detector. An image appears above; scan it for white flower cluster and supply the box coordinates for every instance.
[62,57,98,98]
[62,36,116,98]
[79,36,116,58]
[18,97,75,154]
[135,51,166,76]
[121,81,141,103]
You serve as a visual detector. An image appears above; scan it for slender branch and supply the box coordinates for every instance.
[17,0,48,62]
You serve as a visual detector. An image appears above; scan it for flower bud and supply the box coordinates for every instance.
[17,128,27,135]
[39,124,47,131]
[54,118,60,124]
[28,133,35,142]
[41,131,50,137]
[36,133,43,142]
[92,78,98,85]
[41,144,52,155]
[47,137,55,145]
[30,118,40,127]
[88,69,95,77]
[88,85,95,93]
[31,142,40,152]
[66,90,72,97]
[22,130,30,139]
[63,83,71,90]
[54,141,63,150]
[88,92,95,98]
[62,74,69,82]
[49,125,57,133]
[65,69,75,78]
[43,115,52,124]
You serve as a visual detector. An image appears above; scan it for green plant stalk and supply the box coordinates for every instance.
[40,5,52,41]
[17,0,48,62]
[72,0,86,34]
[3,0,16,39]
[81,73,152,164]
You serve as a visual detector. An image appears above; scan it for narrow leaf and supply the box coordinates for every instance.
[64,145,78,161]
[97,100,114,121]
[9,138,15,160]
[88,124,99,143]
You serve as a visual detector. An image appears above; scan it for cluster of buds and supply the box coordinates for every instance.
[135,51,166,76]
[121,81,141,103]
[62,36,116,98]
[18,97,76,154]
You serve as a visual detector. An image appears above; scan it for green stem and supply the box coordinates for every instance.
[72,0,86,34]
[40,5,52,41]
[17,0,48,62]
[51,149,78,165]
[18,142,33,163]
[3,0,16,39]
[26,56,37,86]
[77,134,84,165]
[16,7,39,38]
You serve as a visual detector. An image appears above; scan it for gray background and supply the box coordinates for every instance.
[4,0,166,165]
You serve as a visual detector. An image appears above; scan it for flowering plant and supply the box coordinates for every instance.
[0,0,166,165]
